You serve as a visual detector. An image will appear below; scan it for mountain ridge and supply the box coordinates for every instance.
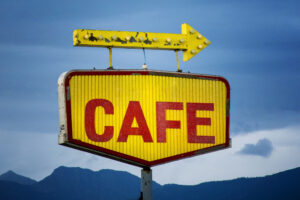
[0,170,37,185]
[0,166,299,200]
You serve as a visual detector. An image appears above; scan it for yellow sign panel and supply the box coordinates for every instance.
[73,23,211,62]
[58,70,230,167]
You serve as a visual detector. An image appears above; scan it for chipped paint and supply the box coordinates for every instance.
[89,33,98,41]
[144,39,152,45]
[129,36,137,43]
[115,37,127,44]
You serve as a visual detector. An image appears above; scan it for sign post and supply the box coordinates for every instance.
[58,24,230,200]
[141,168,152,200]
[58,70,230,199]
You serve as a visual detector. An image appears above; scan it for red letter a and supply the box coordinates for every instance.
[117,101,153,142]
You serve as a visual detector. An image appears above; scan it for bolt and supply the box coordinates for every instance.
[179,38,185,43]
[191,49,196,54]
[204,40,210,45]
[152,37,158,42]
[166,38,171,43]
[197,44,203,49]
[111,35,117,41]
[190,29,195,34]
[125,36,130,41]
[84,34,89,40]
[98,35,103,40]
[142,64,148,70]
[197,34,202,39]
[139,36,144,42]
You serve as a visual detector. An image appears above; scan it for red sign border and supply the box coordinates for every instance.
[61,70,230,168]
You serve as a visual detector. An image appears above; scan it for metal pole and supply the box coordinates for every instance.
[175,50,182,72]
[108,47,113,69]
[140,168,152,200]
[175,50,179,72]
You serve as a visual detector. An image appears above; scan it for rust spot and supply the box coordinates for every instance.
[129,37,137,43]
[144,39,152,45]
[88,33,98,42]
[116,37,127,44]
[144,33,151,44]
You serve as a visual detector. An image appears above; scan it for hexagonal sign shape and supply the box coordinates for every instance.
[58,70,230,167]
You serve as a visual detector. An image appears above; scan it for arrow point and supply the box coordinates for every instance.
[181,23,211,62]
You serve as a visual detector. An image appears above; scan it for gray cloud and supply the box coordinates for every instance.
[238,138,274,158]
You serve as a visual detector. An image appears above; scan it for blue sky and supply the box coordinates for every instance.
[0,0,300,184]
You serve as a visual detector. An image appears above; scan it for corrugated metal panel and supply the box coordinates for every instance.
[66,71,228,162]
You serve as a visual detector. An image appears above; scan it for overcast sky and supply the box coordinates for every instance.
[0,0,300,185]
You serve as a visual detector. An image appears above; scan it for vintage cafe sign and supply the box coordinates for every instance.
[58,70,230,167]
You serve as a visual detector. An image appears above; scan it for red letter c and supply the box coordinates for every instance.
[85,99,114,142]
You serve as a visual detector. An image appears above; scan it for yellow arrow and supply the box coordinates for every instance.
[73,23,211,62]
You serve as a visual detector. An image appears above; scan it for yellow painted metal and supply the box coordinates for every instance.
[68,73,227,162]
[108,47,112,68]
[73,23,210,62]
[182,23,211,62]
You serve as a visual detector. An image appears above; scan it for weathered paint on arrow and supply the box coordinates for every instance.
[73,23,211,62]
